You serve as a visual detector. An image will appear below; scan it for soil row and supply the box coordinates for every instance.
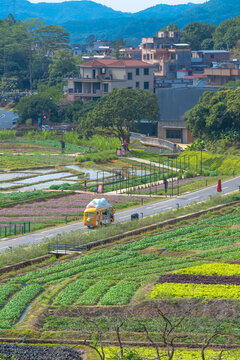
[157,274,240,285]
[0,344,83,360]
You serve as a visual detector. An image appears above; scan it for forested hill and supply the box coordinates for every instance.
[1,0,240,44]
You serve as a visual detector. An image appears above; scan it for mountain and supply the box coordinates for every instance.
[133,3,196,19]
[1,0,240,45]
[0,0,128,24]
[175,0,240,27]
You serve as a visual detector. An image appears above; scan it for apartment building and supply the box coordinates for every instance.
[141,30,191,79]
[191,50,230,71]
[66,59,154,102]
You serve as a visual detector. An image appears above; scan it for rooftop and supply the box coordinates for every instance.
[193,50,230,54]
[80,59,153,67]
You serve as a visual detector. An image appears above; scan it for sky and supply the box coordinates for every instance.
[29,0,207,13]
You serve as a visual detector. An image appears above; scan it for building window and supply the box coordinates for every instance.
[136,82,139,88]
[166,129,182,139]
[136,68,140,76]
[147,54,150,60]
[128,72,133,80]
[100,68,106,74]
[103,83,108,93]
[211,54,215,58]
[143,54,146,60]
[171,53,176,60]
[128,87,132,89]
[144,68,149,75]
[144,82,149,89]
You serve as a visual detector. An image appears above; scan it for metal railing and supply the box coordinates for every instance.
[0,222,31,239]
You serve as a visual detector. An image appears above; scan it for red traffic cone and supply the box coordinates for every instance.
[217,179,222,192]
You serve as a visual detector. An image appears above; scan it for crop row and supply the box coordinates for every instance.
[104,347,240,360]
[0,285,43,325]
[197,246,240,261]
[54,279,93,306]
[41,315,240,336]
[198,211,240,226]
[98,280,140,305]
[150,283,240,300]
[175,263,240,276]
[168,234,240,252]
[32,253,156,285]
[10,250,120,283]
[0,285,19,308]
[76,280,115,305]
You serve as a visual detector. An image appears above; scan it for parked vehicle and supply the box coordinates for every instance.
[83,198,115,228]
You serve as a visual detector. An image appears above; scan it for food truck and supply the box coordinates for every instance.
[83,198,115,228]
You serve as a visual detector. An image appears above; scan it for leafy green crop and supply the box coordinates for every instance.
[98,280,140,305]
[0,285,43,324]
[54,279,92,306]
[0,285,19,309]
[76,280,115,305]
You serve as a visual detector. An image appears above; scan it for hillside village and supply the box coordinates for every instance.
[0,0,240,359]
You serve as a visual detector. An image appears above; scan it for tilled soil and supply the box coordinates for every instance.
[0,344,83,360]
[157,274,240,285]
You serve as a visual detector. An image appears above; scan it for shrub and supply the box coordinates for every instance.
[184,170,196,178]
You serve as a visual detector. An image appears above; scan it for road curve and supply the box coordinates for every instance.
[0,108,19,129]
[0,175,240,253]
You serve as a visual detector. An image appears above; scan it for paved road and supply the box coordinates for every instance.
[0,176,240,252]
[0,108,19,129]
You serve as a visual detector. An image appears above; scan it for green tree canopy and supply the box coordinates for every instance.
[160,24,180,32]
[185,88,240,139]
[15,94,58,124]
[181,22,216,50]
[85,88,159,143]
[0,16,70,91]
[48,50,79,86]
[213,16,240,50]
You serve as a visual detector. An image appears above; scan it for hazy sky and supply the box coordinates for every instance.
[29,0,207,13]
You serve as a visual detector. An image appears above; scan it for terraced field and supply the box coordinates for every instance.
[0,205,240,357]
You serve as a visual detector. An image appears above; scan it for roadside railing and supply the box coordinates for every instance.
[0,222,31,238]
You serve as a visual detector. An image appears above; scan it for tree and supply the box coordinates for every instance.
[201,38,214,50]
[185,88,240,139]
[48,50,79,86]
[85,88,159,143]
[112,38,125,59]
[181,22,216,50]
[213,16,240,50]
[86,34,95,48]
[160,24,180,32]
[15,94,58,124]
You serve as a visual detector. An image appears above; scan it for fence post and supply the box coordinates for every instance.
[14,224,17,235]
[29,222,30,232]
[5,226,7,238]
[24,222,26,234]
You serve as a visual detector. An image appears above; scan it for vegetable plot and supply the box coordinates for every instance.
[0,285,43,326]
[151,283,240,300]
[54,279,93,306]
[104,347,240,360]
[76,280,115,305]
[98,280,140,305]
[0,285,19,309]
[175,263,240,276]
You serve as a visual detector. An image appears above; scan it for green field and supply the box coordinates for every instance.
[0,203,239,356]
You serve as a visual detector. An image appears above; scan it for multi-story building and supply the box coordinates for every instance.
[119,47,142,60]
[191,50,230,71]
[141,30,191,79]
[66,59,154,102]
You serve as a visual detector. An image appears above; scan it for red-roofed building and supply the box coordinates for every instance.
[65,59,154,102]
